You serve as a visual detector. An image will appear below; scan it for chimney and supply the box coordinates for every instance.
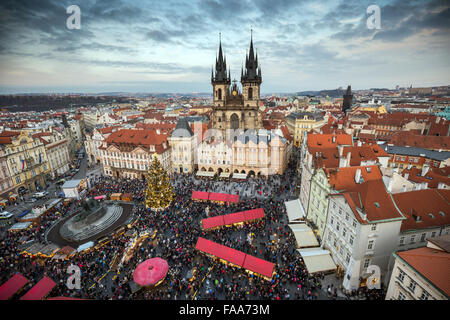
[332,135,336,143]
[346,151,352,167]
[404,172,409,179]
[355,168,362,184]
[156,129,161,135]
[357,140,362,147]
[338,145,344,157]
[421,164,429,177]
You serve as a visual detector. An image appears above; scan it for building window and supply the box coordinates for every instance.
[336,222,340,231]
[352,219,357,228]
[408,280,416,293]
[420,290,429,301]
[371,224,377,231]
[349,235,354,246]
[367,240,374,250]
[398,292,406,300]
[363,258,371,269]
[399,237,405,246]
[420,233,426,242]
[410,235,415,244]
[342,228,347,238]
[398,269,405,283]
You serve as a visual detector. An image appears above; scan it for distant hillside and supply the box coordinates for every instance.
[0,95,137,112]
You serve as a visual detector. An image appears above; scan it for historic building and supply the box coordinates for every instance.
[181,34,291,176]
[0,130,50,193]
[99,128,171,179]
[210,34,263,137]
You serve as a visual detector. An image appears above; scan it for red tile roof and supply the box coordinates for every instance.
[392,189,450,232]
[401,167,450,188]
[307,133,352,149]
[105,129,169,154]
[397,247,450,297]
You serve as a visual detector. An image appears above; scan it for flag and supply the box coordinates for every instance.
[39,153,42,163]
[21,159,25,171]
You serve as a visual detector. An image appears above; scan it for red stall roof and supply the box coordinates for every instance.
[195,237,246,267]
[20,276,56,300]
[195,237,274,280]
[243,254,275,279]
[0,273,29,300]
[227,194,240,203]
[192,191,209,200]
[201,215,225,230]
[201,208,265,230]
[223,212,246,225]
[208,192,228,202]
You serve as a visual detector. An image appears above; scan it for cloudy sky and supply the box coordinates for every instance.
[0,0,449,94]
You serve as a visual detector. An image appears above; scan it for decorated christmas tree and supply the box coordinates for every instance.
[144,154,174,210]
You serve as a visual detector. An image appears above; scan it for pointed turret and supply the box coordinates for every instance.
[212,33,230,84]
[241,30,261,83]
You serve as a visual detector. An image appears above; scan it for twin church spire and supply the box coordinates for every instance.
[211,31,262,85]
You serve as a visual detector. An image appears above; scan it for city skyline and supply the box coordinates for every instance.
[0,0,449,94]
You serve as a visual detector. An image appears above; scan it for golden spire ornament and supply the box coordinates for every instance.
[144,154,174,210]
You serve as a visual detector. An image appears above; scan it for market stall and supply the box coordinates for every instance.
[19,276,57,300]
[195,237,274,281]
[192,191,209,202]
[133,258,169,287]
[201,208,265,230]
[284,198,306,223]
[61,179,87,200]
[232,173,247,180]
[110,193,122,201]
[196,171,216,178]
[77,241,94,253]
[121,193,132,202]
[8,222,33,232]
[0,273,29,300]
[297,248,337,274]
[288,224,319,248]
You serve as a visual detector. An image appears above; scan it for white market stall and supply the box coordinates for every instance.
[297,248,337,274]
[288,224,319,248]
[62,179,87,200]
[196,171,216,178]
[232,173,247,179]
[284,199,306,223]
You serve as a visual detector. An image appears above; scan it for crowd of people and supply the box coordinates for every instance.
[0,149,386,300]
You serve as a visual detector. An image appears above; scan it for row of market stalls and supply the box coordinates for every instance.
[195,171,248,180]
[284,198,337,275]
[192,191,239,204]
[195,237,275,281]
[0,273,84,300]
[201,208,265,230]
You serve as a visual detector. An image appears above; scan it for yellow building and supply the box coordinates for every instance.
[0,131,51,193]
[285,112,326,147]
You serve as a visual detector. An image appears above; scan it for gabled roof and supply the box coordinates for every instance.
[397,247,450,297]
[392,189,450,232]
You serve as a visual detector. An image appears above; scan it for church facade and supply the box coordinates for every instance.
[170,34,291,176]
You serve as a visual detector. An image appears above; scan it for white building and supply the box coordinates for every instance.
[385,235,449,300]
[323,175,406,291]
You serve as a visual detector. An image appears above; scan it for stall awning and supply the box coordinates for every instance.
[297,248,337,274]
[77,241,94,252]
[288,224,319,248]
[196,171,215,177]
[0,273,29,300]
[20,276,56,300]
[196,237,274,280]
[9,222,32,231]
[284,199,306,222]
[47,296,85,300]
[219,172,231,178]
[195,237,246,267]
[232,173,247,179]
[242,254,274,279]
[201,208,265,230]
[192,191,209,201]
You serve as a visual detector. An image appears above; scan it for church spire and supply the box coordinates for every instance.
[212,32,230,84]
[241,29,261,83]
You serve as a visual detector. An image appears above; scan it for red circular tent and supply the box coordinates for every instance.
[133,258,169,287]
